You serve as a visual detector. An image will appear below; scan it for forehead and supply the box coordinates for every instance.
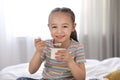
[49,12,72,21]
[50,12,71,17]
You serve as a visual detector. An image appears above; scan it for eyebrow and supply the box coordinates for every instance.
[50,24,57,26]
[50,23,69,26]
[62,23,69,25]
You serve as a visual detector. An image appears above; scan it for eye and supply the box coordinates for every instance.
[51,26,57,28]
[63,26,68,28]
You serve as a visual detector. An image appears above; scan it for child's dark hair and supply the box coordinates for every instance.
[49,7,78,42]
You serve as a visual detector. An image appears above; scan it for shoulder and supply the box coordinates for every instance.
[71,40,84,49]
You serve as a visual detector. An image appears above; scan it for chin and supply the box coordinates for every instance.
[56,40,63,43]
[54,37,66,42]
[55,39,64,43]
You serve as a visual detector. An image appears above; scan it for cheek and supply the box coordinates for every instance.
[50,29,55,36]
[65,30,72,36]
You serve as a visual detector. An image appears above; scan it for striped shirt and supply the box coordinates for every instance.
[40,39,85,80]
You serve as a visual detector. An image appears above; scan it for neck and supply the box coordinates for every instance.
[61,39,71,48]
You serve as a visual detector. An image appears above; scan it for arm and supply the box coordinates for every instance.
[29,51,42,74]
[56,45,86,80]
[68,60,86,80]
[29,38,46,74]
[68,44,86,80]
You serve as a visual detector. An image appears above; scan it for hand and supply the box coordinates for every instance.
[55,49,73,63]
[34,38,46,53]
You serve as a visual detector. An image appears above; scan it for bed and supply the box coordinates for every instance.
[0,57,120,80]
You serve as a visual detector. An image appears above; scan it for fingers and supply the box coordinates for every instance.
[35,38,42,44]
[55,56,64,61]
[34,38,46,52]
[55,50,72,62]
[35,38,45,45]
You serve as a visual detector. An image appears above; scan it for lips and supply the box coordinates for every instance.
[56,35,65,39]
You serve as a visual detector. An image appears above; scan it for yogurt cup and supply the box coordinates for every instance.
[51,48,65,59]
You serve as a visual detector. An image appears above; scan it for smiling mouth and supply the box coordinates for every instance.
[56,35,65,39]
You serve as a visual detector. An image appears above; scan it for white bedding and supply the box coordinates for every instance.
[0,57,120,80]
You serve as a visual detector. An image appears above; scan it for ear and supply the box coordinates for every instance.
[48,24,50,29]
[48,24,49,27]
[72,23,76,32]
[48,24,52,32]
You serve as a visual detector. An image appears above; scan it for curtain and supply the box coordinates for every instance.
[0,0,120,70]
[79,0,120,60]
[0,0,81,70]
[0,0,37,70]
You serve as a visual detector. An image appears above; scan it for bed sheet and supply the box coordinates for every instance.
[0,62,44,80]
[0,57,120,80]
[85,57,120,80]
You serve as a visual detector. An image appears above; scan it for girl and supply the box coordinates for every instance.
[17,7,86,80]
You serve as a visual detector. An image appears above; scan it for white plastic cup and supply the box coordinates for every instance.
[51,48,65,59]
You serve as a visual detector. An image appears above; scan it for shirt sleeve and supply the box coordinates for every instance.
[74,44,86,64]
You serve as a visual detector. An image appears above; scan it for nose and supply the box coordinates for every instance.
[56,28,63,34]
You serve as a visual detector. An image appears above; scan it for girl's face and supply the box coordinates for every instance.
[48,12,76,43]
